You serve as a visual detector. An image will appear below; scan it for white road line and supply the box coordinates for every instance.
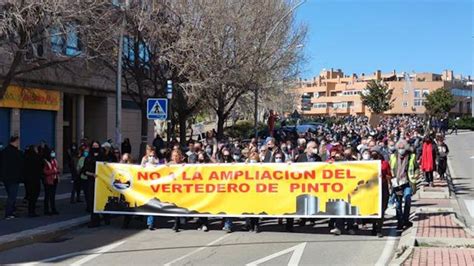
[246,242,307,266]
[20,241,126,266]
[375,223,401,265]
[163,234,230,266]
[70,241,126,266]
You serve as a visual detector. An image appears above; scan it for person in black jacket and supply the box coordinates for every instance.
[0,136,24,219]
[24,145,43,217]
[84,141,110,228]
[296,141,322,163]
[121,138,132,154]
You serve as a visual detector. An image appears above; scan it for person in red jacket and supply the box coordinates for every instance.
[43,149,60,215]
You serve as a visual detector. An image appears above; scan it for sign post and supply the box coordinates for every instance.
[166,80,173,143]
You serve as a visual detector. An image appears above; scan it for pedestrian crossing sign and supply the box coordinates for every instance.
[147,98,168,120]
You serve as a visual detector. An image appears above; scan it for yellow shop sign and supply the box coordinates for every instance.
[0,85,60,111]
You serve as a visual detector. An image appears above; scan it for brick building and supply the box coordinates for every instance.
[295,68,472,117]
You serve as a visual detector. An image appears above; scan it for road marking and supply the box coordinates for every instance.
[470,156,474,159]
[464,199,474,218]
[20,240,125,266]
[246,242,307,266]
[374,217,399,266]
[70,241,126,266]
[164,234,230,266]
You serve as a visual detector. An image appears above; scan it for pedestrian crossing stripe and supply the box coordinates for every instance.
[147,98,168,120]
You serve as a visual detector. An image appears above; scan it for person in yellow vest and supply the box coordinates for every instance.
[390,139,419,230]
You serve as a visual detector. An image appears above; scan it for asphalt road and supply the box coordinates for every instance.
[0,216,399,265]
[445,131,474,230]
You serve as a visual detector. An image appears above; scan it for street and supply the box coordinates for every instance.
[0,217,398,265]
[445,131,474,229]
[0,133,473,265]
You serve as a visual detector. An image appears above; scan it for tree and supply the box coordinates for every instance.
[170,0,306,139]
[0,0,115,99]
[424,87,456,118]
[360,80,395,114]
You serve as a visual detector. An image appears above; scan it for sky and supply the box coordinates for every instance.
[294,0,473,79]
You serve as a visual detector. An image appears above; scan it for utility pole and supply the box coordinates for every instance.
[115,1,128,146]
[254,84,258,139]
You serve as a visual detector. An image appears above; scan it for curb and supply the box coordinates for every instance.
[0,216,89,252]
[446,157,474,231]
[389,209,419,266]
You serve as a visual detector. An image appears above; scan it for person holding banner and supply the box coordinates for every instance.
[169,149,187,232]
[370,147,391,238]
[141,146,160,231]
[85,141,110,228]
[216,147,236,233]
[194,152,210,232]
[245,154,263,233]
[296,141,322,228]
[121,153,141,229]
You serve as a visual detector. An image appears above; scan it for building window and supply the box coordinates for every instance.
[403,101,408,107]
[123,36,150,64]
[50,24,81,56]
[50,28,64,54]
[403,89,408,94]
[414,89,421,98]
[414,99,423,107]
[65,24,81,56]
[312,103,327,109]
[333,102,348,109]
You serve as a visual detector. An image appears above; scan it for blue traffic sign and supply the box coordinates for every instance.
[147,98,168,120]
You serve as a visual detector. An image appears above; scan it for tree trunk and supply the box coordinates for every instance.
[139,106,148,158]
[178,112,187,146]
[217,114,226,140]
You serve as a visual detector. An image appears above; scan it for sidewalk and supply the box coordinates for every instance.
[0,179,90,251]
[391,177,474,265]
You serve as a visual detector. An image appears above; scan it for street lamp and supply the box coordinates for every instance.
[115,1,129,146]
[167,80,173,143]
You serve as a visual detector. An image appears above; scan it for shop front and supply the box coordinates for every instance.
[0,85,60,149]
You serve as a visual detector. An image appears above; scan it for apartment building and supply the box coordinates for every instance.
[295,68,472,117]
[0,26,155,169]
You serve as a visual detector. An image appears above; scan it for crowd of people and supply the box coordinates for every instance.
[0,137,60,219]
[0,114,453,238]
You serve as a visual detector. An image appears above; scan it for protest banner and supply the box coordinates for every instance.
[94,161,381,218]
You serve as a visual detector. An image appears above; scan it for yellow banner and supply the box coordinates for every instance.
[0,85,60,111]
[95,161,381,218]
